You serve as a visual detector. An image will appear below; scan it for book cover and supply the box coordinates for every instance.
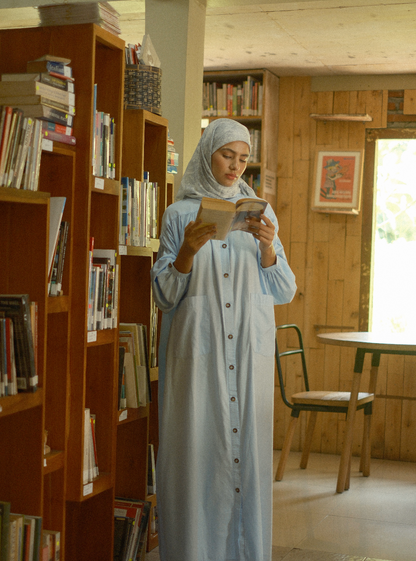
[0,95,75,116]
[147,443,156,495]
[42,129,76,146]
[0,294,37,392]
[10,513,24,561]
[4,109,24,188]
[0,105,13,184]
[24,514,42,561]
[196,196,268,240]
[27,59,72,79]
[10,105,73,127]
[0,501,10,561]
[54,221,70,296]
[0,81,75,107]
[1,72,75,93]
[118,345,126,410]
[113,516,133,561]
[11,116,34,189]
[48,197,66,281]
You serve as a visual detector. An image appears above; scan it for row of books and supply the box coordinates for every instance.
[119,323,151,409]
[0,107,43,190]
[87,243,119,332]
[0,501,60,561]
[0,294,37,396]
[248,128,261,163]
[202,77,264,117]
[167,132,178,174]
[92,87,116,178]
[0,56,76,152]
[120,175,158,247]
[83,408,99,485]
[242,172,261,195]
[113,497,151,561]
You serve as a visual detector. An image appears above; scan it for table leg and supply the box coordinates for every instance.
[337,370,361,492]
[336,348,365,493]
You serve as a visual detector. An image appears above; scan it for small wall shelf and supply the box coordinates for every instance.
[310,113,373,122]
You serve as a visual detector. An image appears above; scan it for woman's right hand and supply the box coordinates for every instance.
[174,220,217,273]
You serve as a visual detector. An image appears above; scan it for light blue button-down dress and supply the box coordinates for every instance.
[151,194,297,561]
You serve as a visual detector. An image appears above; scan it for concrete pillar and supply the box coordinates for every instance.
[145,0,206,192]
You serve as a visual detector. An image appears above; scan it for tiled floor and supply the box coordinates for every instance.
[146,450,416,561]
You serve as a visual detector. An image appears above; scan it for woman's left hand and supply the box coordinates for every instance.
[247,214,277,267]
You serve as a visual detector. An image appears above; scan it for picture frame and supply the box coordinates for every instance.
[312,149,364,214]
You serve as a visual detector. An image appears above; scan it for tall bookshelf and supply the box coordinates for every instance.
[117,109,168,551]
[0,23,167,560]
[0,145,74,557]
[203,69,279,207]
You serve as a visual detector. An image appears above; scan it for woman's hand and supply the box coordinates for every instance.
[247,214,277,268]
[174,220,217,273]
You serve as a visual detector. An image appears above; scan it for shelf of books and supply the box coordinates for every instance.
[0,23,123,561]
[0,23,168,560]
[202,69,279,206]
[116,108,168,553]
[0,133,74,561]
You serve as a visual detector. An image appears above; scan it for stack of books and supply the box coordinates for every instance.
[0,53,76,169]
[0,501,59,561]
[113,498,151,561]
[167,132,179,174]
[37,2,121,36]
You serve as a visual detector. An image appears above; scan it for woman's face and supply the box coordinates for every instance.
[211,141,249,187]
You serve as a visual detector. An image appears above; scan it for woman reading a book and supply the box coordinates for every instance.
[151,118,296,561]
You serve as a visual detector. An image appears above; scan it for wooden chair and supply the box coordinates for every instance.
[275,324,374,486]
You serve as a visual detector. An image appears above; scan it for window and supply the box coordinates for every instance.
[361,131,416,334]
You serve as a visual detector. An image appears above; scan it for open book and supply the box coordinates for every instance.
[196,196,268,240]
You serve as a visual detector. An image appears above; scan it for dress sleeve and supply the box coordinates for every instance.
[257,205,297,305]
[150,207,192,313]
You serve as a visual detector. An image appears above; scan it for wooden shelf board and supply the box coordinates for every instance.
[117,405,149,424]
[48,295,70,314]
[310,113,373,122]
[0,388,43,418]
[149,367,158,383]
[44,449,65,475]
[0,186,50,204]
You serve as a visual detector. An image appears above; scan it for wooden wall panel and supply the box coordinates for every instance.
[274,77,416,463]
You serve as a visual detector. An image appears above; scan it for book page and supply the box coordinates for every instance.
[230,199,267,233]
[197,208,234,240]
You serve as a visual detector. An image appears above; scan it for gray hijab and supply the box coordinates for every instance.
[175,118,256,201]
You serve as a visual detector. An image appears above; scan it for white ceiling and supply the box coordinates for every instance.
[1,0,416,76]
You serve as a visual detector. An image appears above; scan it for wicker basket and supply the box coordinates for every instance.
[124,64,162,116]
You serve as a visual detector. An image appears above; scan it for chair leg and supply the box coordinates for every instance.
[275,415,298,481]
[300,411,318,469]
[360,409,372,476]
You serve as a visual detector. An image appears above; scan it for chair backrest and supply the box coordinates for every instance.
[275,324,309,410]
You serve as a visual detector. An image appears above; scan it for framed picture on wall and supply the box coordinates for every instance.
[312,149,364,214]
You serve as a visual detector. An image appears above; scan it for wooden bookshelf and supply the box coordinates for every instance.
[117,109,168,551]
[0,138,75,560]
[0,23,123,561]
[203,69,279,207]
[0,24,167,560]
